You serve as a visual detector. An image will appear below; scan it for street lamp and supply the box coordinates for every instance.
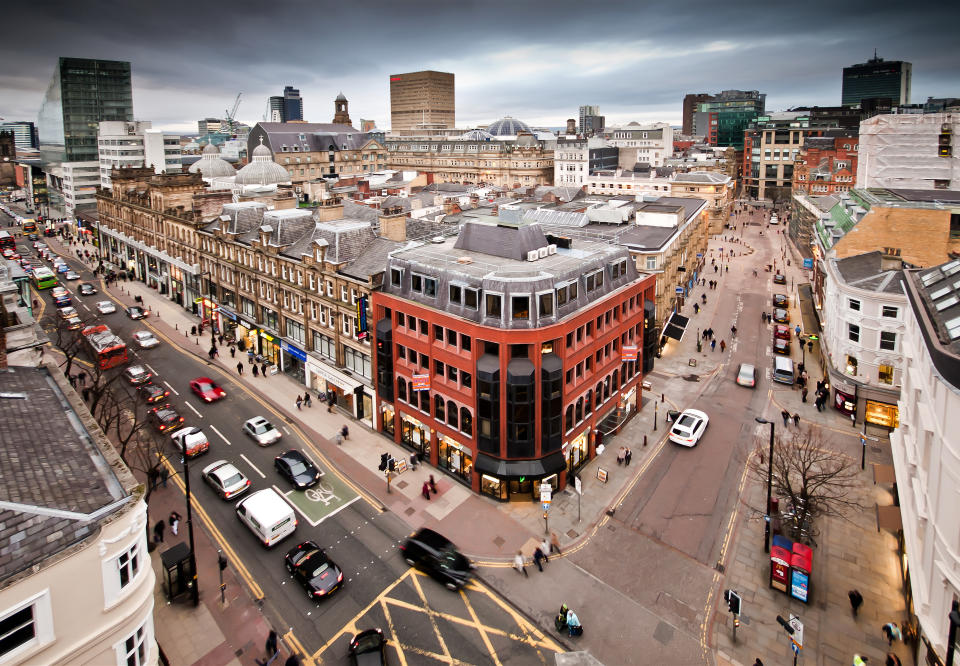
[755,417,776,553]
[181,451,200,606]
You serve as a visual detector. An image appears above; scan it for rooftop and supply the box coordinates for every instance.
[832,251,906,294]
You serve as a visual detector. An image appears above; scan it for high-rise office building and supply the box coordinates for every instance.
[198,118,223,135]
[37,57,133,213]
[681,94,712,135]
[842,54,911,107]
[0,121,39,150]
[389,71,455,132]
[692,90,766,149]
[97,121,182,189]
[267,86,304,123]
[578,105,599,135]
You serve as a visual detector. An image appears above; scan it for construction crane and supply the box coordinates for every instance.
[224,93,242,134]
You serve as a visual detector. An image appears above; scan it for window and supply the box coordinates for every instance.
[419,319,428,336]
[397,378,407,402]
[882,305,899,318]
[461,335,471,352]
[848,323,860,342]
[512,295,530,320]
[0,604,36,658]
[117,543,141,589]
[464,288,479,310]
[435,395,445,420]
[435,360,445,376]
[447,365,458,382]
[411,274,423,292]
[538,292,554,317]
[286,319,305,343]
[848,298,861,311]
[447,329,457,346]
[878,364,894,385]
[390,268,401,286]
[586,270,604,292]
[119,622,149,666]
[461,371,472,388]
[424,277,437,298]
[846,355,858,375]
[344,347,371,379]
[313,331,335,360]
[449,284,462,304]
[880,331,897,351]
[646,256,657,270]
[434,324,443,341]
[485,293,502,318]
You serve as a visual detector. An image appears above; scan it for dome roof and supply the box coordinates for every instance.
[188,143,236,178]
[487,116,531,137]
[235,141,291,186]
[460,129,494,141]
[336,91,348,102]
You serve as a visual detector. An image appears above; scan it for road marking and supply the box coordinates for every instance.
[240,454,266,478]
[282,425,291,435]
[282,485,360,527]
[209,425,230,446]
[146,363,158,376]
[184,402,202,418]
[163,381,179,395]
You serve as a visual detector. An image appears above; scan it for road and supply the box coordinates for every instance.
[16,224,562,664]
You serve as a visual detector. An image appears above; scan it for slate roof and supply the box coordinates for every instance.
[279,214,376,264]
[832,251,905,294]
[264,209,315,246]
[341,236,404,280]
[256,122,371,153]
[0,367,129,582]
[219,201,267,234]
[912,260,960,355]
[672,171,730,184]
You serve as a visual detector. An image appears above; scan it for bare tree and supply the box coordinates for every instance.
[40,311,86,378]
[748,424,863,545]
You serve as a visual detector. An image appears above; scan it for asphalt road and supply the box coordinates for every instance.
[17,226,561,664]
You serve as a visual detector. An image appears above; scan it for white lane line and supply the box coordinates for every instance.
[282,426,291,435]
[81,303,91,311]
[241,454,266,478]
[209,425,231,446]
[146,364,158,376]
[163,381,180,396]
[185,402,202,418]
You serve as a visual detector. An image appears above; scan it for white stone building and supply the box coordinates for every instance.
[61,161,101,212]
[857,112,959,190]
[98,121,182,189]
[890,259,960,666]
[603,122,674,167]
[553,137,615,186]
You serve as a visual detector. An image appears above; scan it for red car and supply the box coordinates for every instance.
[190,377,226,403]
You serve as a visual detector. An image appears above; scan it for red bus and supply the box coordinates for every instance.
[81,325,128,370]
[0,230,14,252]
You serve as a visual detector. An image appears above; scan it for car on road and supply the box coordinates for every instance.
[668,408,709,447]
[274,449,322,489]
[735,363,757,388]
[126,305,147,320]
[773,308,789,324]
[284,540,344,600]
[58,306,78,319]
[55,262,69,274]
[133,330,160,349]
[170,426,209,457]
[64,270,80,281]
[774,324,791,341]
[189,377,226,403]
[400,528,474,591]
[52,290,71,307]
[149,404,185,433]
[124,365,152,385]
[78,282,97,296]
[96,300,117,314]
[773,273,787,285]
[201,460,251,500]
[773,294,788,308]
[27,233,38,241]
[243,416,282,446]
[348,629,387,666]
[773,338,791,355]
[65,316,83,330]
[138,382,170,404]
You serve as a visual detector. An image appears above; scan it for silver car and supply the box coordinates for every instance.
[201,460,251,500]
[243,416,282,446]
[96,300,117,314]
[133,331,160,349]
[735,363,757,388]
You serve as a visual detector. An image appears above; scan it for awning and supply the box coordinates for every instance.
[876,504,902,533]
[873,463,897,485]
[475,452,566,479]
[663,312,689,341]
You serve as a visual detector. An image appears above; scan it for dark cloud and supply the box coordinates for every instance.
[1,1,956,132]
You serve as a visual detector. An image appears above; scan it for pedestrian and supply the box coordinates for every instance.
[793,413,800,426]
[514,550,529,577]
[617,446,625,465]
[303,392,312,408]
[848,589,864,616]
[624,448,632,466]
[885,653,901,666]
[882,622,902,646]
[540,537,550,563]
[429,474,437,494]
[247,350,254,364]
[781,409,790,426]
[731,325,737,338]
[153,520,165,544]
[237,361,244,375]
[801,386,809,402]
[169,511,181,536]
[252,364,259,378]
[148,467,159,490]
[77,371,86,386]
[853,655,869,665]
[533,545,546,572]
[265,630,278,658]
[69,375,77,388]
[710,339,716,352]
[720,339,726,353]
[421,481,431,500]
[753,660,764,666]
[566,608,581,637]
[410,452,419,470]
[159,466,168,488]
[218,334,224,346]
[230,346,235,358]
[550,531,562,555]
[327,391,335,412]
[296,395,303,410]
[341,424,349,440]
[261,362,267,377]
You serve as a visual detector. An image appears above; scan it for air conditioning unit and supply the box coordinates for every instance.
[456,256,473,264]
[527,250,539,262]
[537,247,549,259]
[547,244,557,255]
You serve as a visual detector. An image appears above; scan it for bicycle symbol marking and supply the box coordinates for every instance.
[304,482,339,506]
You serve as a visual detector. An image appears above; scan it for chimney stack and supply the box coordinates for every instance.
[379,206,407,242]
[315,196,345,222]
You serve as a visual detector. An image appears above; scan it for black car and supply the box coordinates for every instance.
[773,294,788,308]
[126,305,147,320]
[773,273,787,285]
[773,307,790,323]
[349,629,387,665]
[78,282,97,296]
[274,449,322,489]
[149,403,184,432]
[138,382,170,403]
[27,233,38,241]
[400,528,474,590]
[284,540,343,600]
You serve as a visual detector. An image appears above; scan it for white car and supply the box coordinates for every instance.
[243,416,282,446]
[668,409,710,447]
[133,331,160,349]
[201,460,251,500]
[735,363,757,388]
[65,271,81,281]
[96,301,117,314]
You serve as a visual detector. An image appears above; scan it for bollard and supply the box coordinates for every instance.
[643,434,647,447]
[661,393,664,402]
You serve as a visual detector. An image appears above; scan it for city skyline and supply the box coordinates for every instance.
[0,1,956,134]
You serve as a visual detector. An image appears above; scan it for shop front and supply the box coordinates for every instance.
[258,330,281,367]
[280,339,307,384]
[399,413,430,458]
[195,297,220,333]
[237,317,259,355]
[217,305,239,342]
[381,403,395,437]
[438,434,473,487]
[305,358,367,421]
[564,431,590,480]
[475,452,566,502]
[865,399,899,429]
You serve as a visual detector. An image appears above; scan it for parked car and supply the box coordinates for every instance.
[348,629,387,666]
[773,338,791,355]
[124,365,152,385]
[735,363,757,388]
[243,416,282,446]
[170,426,209,457]
[138,382,170,404]
[126,305,147,320]
[274,449,322,489]
[201,460,251,500]
[773,273,787,285]
[189,377,226,403]
[148,403,184,432]
[668,408,709,447]
[773,308,789,324]
[774,324,791,341]
[58,306,78,319]
[96,300,117,314]
[400,528,474,591]
[78,282,97,296]
[133,331,160,349]
[773,294,788,308]
[284,540,344,600]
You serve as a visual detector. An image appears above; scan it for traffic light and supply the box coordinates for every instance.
[776,615,795,634]
[379,453,389,471]
[724,589,741,615]
[388,457,396,472]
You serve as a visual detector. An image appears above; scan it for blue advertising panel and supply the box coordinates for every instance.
[280,339,307,362]
[790,569,809,603]
[803,258,813,269]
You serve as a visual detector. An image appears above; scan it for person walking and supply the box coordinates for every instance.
[853,655,869,665]
[730,325,737,338]
[169,511,181,536]
[327,391,335,413]
[341,424,349,440]
[848,589,864,616]
[793,413,800,427]
[514,550,528,577]
[421,481,431,500]
[429,475,438,494]
[624,448,632,466]
[781,409,790,426]
[617,446,625,465]
[335,432,343,446]
[801,386,809,402]
[710,339,716,352]
[261,362,268,377]
[252,364,259,378]
[882,622,902,646]
[265,630,278,659]
[885,653,902,666]
[720,339,726,353]
[296,395,303,410]
[237,361,244,375]
[159,466,168,488]
[303,392,311,408]
[153,520,165,544]
[230,346,236,358]
[550,532,562,555]
[77,371,86,386]
[540,537,551,563]
[148,467,159,491]
[533,545,546,572]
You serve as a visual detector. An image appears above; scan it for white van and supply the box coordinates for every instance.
[236,489,297,547]
[773,356,795,385]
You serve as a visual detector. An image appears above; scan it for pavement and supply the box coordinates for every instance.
[29,199,910,665]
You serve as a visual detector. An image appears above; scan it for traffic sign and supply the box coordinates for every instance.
[789,615,804,648]
[574,476,582,496]
[540,484,552,504]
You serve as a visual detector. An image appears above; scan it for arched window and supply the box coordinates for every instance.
[565,405,574,432]
[460,408,472,436]
[595,382,603,408]
[603,377,610,400]
[585,390,593,415]
[447,400,458,428]
[435,395,445,421]
[397,377,407,402]
[612,369,619,392]
[575,397,583,423]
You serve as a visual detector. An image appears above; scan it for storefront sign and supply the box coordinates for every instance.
[596,468,608,483]
[260,331,275,342]
[280,339,307,362]
[540,483,552,504]
[621,346,638,362]
[218,306,237,322]
[803,258,813,269]
[306,360,363,391]
[790,569,809,603]
[356,296,368,341]
[412,374,430,391]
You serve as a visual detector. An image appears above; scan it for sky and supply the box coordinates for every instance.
[1,1,957,135]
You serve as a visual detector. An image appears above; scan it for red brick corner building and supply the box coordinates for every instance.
[372,219,656,501]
